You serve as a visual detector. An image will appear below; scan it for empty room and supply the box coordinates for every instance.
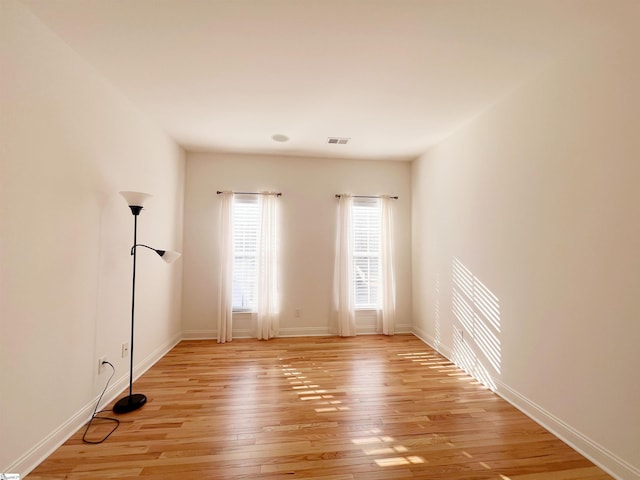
[1,0,638,479]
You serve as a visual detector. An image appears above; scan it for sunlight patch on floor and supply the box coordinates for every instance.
[375,456,425,467]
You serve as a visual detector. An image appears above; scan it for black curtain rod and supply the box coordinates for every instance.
[217,191,282,196]
[335,194,398,200]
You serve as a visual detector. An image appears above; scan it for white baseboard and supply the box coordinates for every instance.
[9,332,181,478]
[412,329,639,480]
[184,324,413,340]
[181,329,253,340]
[393,323,413,334]
[277,326,332,337]
[7,395,103,477]
[181,329,216,340]
[495,380,639,480]
[412,325,452,358]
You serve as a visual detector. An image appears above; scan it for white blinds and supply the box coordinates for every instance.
[232,194,259,310]
[352,197,380,308]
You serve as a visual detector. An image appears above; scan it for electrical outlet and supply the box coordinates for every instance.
[121,342,129,358]
[98,356,108,374]
[295,308,301,318]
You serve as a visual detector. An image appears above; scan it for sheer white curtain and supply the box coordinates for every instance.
[378,196,396,335]
[256,193,279,340]
[332,195,356,336]
[217,191,234,343]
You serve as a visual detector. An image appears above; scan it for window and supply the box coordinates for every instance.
[232,195,258,311]
[352,197,380,308]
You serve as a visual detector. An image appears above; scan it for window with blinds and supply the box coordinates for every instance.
[232,194,259,311]
[352,197,381,308]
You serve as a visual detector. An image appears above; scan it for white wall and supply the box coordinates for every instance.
[182,152,411,338]
[0,0,184,474]
[411,18,640,480]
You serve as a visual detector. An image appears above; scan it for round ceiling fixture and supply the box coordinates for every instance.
[271,134,289,142]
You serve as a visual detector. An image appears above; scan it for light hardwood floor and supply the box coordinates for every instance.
[26,335,612,479]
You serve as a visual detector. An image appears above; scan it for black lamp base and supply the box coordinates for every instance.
[113,393,147,414]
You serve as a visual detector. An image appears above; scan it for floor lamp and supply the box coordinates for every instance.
[114,191,180,414]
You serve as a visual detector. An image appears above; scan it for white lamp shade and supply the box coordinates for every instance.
[120,191,152,208]
[160,250,181,264]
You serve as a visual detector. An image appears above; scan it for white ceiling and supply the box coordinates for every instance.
[19,0,628,161]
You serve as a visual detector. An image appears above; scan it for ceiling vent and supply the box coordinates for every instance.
[327,137,350,145]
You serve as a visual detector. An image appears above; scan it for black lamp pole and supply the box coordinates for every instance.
[114,203,147,414]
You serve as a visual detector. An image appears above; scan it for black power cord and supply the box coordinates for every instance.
[82,361,120,444]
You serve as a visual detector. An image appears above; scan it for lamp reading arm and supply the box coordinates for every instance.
[131,244,181,263]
